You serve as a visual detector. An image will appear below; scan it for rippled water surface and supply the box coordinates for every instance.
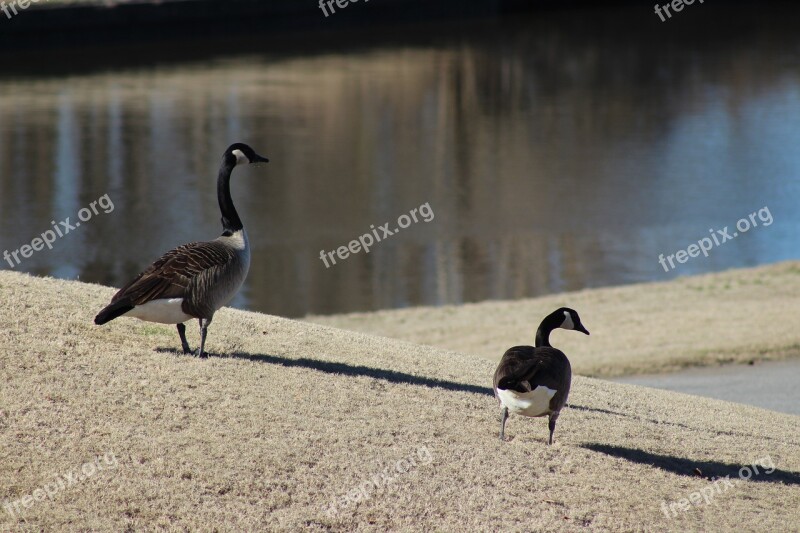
[2,8,800,317]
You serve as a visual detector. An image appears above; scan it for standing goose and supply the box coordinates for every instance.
[94,143,269,358]
[493,307,589,444]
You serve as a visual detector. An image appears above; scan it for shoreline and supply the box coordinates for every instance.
[307,261,800,378]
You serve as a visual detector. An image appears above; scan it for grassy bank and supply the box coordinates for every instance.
[308,262,800,378]
[0,270,798,530]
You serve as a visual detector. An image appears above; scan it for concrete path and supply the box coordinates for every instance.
[611,360,800,416]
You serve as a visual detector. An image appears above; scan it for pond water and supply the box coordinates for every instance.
[1,7,800,317]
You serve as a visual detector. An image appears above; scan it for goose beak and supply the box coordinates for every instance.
[251,154,270,164]
[576,324,590,335]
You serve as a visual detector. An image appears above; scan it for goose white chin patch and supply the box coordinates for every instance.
[127,298,193,324]
[221,228,248,251]
[561,311,574,330]
[497,386,557,417]
[232,149,249,166]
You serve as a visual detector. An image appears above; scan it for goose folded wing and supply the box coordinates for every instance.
[497,358,541,393]
[110,242,234,306]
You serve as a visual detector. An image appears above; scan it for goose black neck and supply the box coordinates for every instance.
[535,325,554,348]
[218,160,243,234]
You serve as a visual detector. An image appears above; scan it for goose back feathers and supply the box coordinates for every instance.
[95,231,250,325]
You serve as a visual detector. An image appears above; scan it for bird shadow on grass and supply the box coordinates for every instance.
[225,350,496,397]
[582,443,800,486]
[155,347,184,355]
[155,347,210,358]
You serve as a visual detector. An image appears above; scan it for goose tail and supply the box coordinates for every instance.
[497,376,530,393]
[94,299,134,325]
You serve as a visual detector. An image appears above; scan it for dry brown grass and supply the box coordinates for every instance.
[1,270,799,531]
[308,262,800,378]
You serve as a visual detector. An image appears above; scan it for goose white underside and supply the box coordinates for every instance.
[498,386,557,417]
[126,298,193,324]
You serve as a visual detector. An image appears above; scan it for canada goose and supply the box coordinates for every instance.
[493,307,589,444]
[94,143,269,358]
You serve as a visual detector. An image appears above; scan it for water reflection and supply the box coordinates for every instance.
[1,9,800,317]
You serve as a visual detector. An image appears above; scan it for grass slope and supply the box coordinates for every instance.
[308,262,800,378]
[0,271,798,531]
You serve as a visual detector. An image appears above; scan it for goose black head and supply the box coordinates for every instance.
[225,143,270,167]
[546,307,590,335]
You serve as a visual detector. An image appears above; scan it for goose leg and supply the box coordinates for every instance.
[196,318,209,358]
[499,407,509,441]
[548,414,558,445]
[176,323,191,354]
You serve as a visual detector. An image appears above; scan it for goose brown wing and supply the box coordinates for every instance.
[111,241,235,306]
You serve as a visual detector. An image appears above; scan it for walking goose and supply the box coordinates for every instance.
[493,307,589,444]
[94,143,269,358]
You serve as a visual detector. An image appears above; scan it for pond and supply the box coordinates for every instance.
[1,7,799,317]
